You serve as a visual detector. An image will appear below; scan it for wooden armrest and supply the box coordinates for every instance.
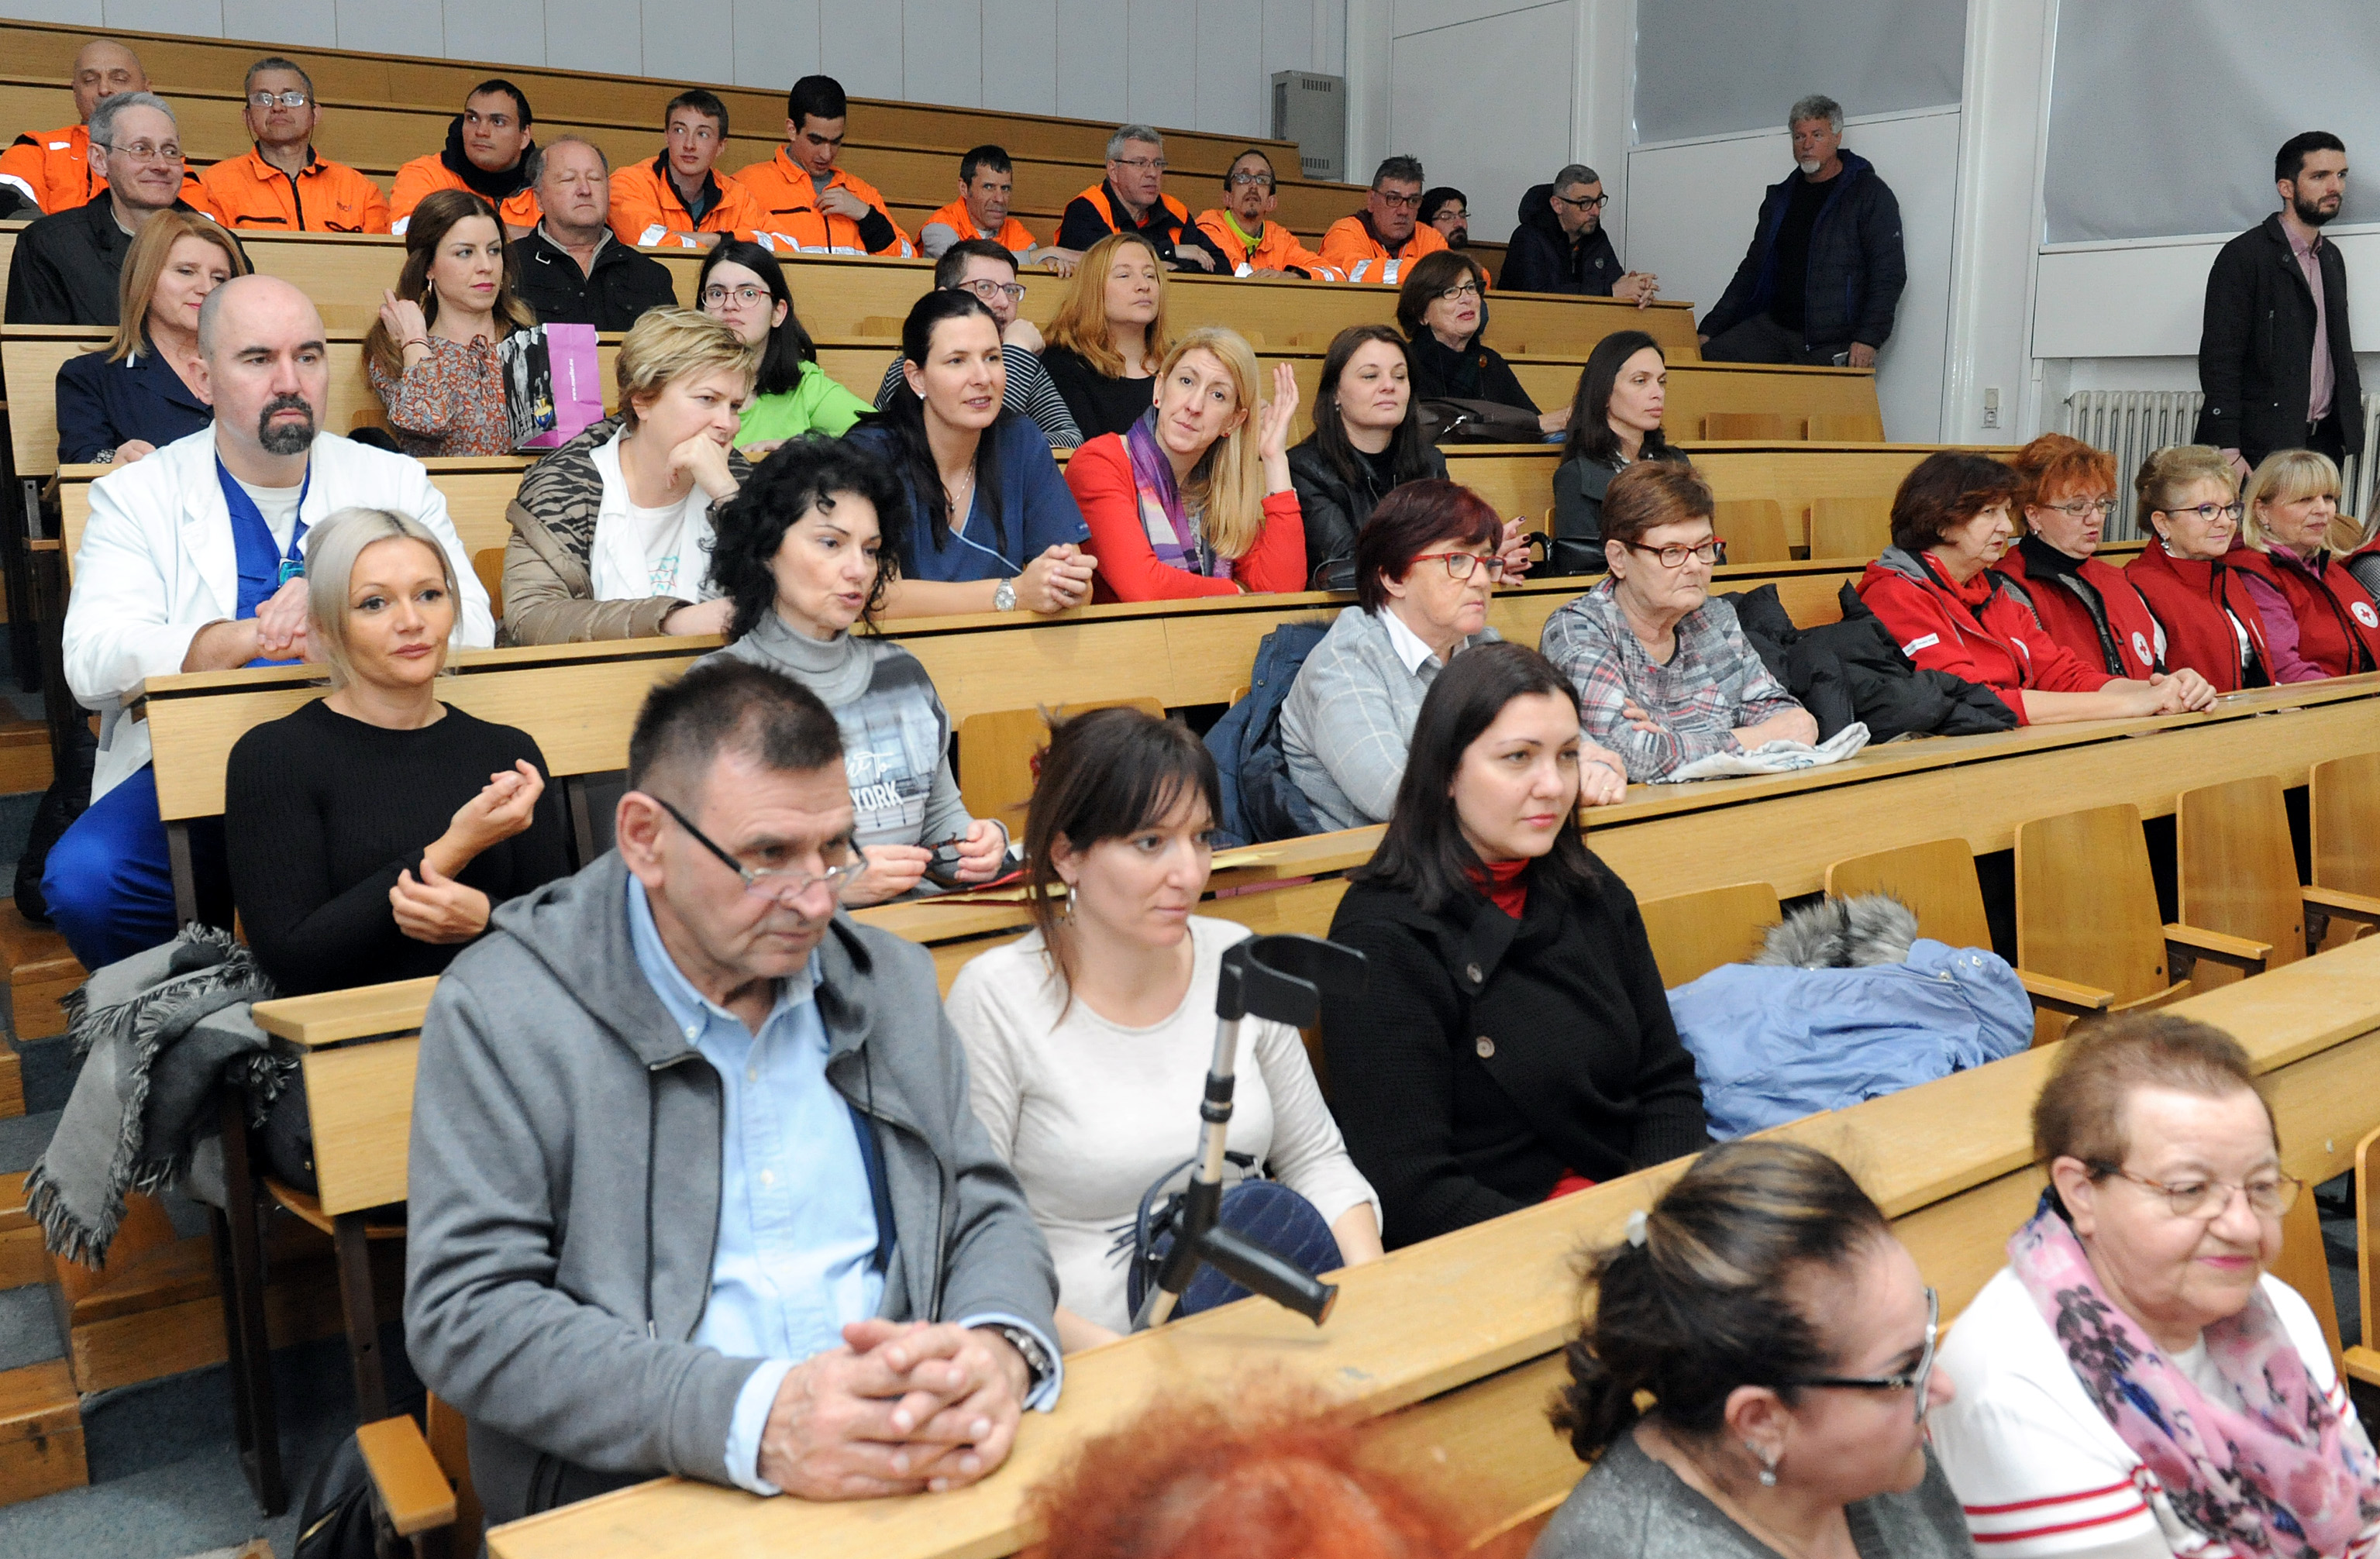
[2303,886,2380,926]
[2163,923,2271,972]
[2016,969,2115,1017]
[356,1415,456,1537]
[2345,1344,2380,1389]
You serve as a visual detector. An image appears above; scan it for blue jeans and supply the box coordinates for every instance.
[42,766,226,971]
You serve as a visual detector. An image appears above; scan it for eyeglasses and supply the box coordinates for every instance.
[1621,538,1724,568]
[1433,208,1469,223]
[99,139,182,166]
[248,90,311,108]
[1409,551,1507,581]
[2092,1163,2303,1220]
[955,278,1028,303]
[2154,502,2246,525]
[1552,192,1609,212]
[701,284,769,308]
[2045,498,2118,520]
[1227,171,1276,190]
[650,795,866,903]
[1782,1289,1939,1424]
[1435,282,1482,304]
[1376,190,1423,209]
[1113,156,1166,173]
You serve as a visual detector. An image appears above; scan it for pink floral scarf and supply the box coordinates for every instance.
[2011,1193,2380,1556]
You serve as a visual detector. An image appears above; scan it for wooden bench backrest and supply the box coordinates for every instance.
[2311,752,2380,899]
[2017,801,2182,1010]
[1636,881,1782,986]
[1825,837,1997,950]
[2178,774,2309,971]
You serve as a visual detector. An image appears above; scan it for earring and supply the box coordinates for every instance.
[1747,1442,1778,1488]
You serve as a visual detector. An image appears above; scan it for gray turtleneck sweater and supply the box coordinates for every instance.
[700,612,983,855]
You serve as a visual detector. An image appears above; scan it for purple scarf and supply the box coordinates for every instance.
[2010,1192,2380,1556]
[1121,408,1230,581]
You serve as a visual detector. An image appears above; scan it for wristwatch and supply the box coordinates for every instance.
[993,576,1017,612]
[980,1322,1056,1394]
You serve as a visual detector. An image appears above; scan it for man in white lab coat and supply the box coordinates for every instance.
[51,274,494,969]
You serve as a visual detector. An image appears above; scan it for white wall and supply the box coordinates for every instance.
[0,0,1346,136]
[1625,107,1961,444]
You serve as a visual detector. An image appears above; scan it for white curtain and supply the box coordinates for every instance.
[1634,0,1967,144]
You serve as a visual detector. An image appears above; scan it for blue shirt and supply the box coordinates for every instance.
[625,878,1059,1495]
[848,415,1089,583]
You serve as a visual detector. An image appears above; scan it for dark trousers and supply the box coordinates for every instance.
[41,764,228,970]
[2249,411,2352,472]
[1701,312,1849,366]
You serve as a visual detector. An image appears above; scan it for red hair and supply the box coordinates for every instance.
[1020,1393,1507,1559]
[2010,432,2118,513]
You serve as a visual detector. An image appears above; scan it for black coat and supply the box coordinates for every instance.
[2195,212,2365,465]
[55,343,212,463]
[1548,444,1692,573]
[1730,583,2017,742]
[1322,869,1710,1248]
[506,229,678,332]
[1500,183,1624,297]
[6,197,237,325]
[1286,437,1448,589]
[1699,150,1906,350]
[1407,330,1538,415]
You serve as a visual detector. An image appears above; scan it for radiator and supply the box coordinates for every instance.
[2064,389,2378,540]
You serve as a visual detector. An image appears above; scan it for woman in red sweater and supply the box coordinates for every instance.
[1857,452,2216,726]
[1064,325,1308,601]
[1993,433,2165,680]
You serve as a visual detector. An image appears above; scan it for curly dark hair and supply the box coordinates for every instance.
[706,435,907,640]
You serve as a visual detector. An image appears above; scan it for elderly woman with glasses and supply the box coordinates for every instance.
[1540,461,1817,781]
[1858,453,2216,726]
[1535,1140,1965,1559]
[2232,448,2380,681]
[1931,1014,2380,1557]
[2127,446,2272,693]
[1993,433,2168,681]
[1283,480,1625,833]
[1397,250,1568,435]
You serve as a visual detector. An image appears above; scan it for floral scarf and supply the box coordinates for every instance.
[1121,408,1229,581]
[2010,1192,2380,1556]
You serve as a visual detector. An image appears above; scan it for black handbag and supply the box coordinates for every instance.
[1121,1152,1343,1324]
[1418,397,1545,446]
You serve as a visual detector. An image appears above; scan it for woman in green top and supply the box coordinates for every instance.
[696,239,874,458]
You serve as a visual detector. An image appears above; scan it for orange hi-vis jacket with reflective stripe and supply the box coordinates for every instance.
[919,197,1038,254]
[606,155,780,250]
[1193,209,1339,279]
[732,151,914,256]
[199,146,389,232]
[1319,214,1448,284]
[0,123,212,215]
[390,155,541,234]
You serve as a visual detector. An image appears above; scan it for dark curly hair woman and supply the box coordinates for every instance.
[696,434,1008,904]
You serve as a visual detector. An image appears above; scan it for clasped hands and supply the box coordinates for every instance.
[758,1319,1030,1499]
[390,759,546,944]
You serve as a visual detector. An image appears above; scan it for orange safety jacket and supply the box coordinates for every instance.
[732,151,914,256]
[919,197,1038,254]
[1193,209,1340,280]
[390,154,541,234]
[199,146,390,233]
[1318,214,1448,285]
[0,123,212,215]
[606,155,780,249]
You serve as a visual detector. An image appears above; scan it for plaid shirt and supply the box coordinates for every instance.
[1539,581,1805,780]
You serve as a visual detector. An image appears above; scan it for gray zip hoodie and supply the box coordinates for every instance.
[403,849,1059,1526]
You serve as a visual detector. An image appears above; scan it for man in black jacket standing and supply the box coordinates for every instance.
[505,135,677,332]
[2196,132,2359,474]
[1698,95,1905,369]
[1500,164,1658,303]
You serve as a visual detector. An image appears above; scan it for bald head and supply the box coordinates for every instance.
[197,277,329,466]
[72,41,146,124]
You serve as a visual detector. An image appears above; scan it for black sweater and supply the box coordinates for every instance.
[1322,863,1710,1248]
[225,700,572,995]
[1040,345,1158,440]
[1407,331,1538,415]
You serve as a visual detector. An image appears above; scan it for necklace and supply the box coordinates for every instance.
[942,464,975,527]
[1652,1427,1849,1559]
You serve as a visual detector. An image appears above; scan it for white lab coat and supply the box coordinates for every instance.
[63,427,496,803]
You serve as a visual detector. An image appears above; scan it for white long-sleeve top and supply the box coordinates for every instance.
[945,916,1379,1335]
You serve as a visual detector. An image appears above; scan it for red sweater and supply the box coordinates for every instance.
[1857,550,2111,724]
[2223,542,2380,679]
[2127,538,2271,693]
[1993,541,2162,679]
[1064,434,1308,601]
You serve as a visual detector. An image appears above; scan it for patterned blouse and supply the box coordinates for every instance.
[366,333,515,458]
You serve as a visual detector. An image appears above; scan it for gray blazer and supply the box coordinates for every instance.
[404,851,1059,1526]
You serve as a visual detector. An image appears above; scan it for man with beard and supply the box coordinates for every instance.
[2197,132,2361,473]
[53,275,493,968]
[1500,163,1658,302]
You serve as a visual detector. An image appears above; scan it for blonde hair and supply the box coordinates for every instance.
[2132,445,2237,539]
[1043,232,1174,379]
[615,306,759,432]
[303,508,460,689]
[1156,326,1271,562]
[108,212,248,363]
[2241,448,2345,556]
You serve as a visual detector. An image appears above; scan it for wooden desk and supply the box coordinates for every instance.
[477,935,2380,1558]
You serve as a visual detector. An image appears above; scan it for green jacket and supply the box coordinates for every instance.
[737,360,873,445]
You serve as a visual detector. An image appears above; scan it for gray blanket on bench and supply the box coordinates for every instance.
[24,925,284,1267]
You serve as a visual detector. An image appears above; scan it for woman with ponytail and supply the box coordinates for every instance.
[1535,1141,1967,1558]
